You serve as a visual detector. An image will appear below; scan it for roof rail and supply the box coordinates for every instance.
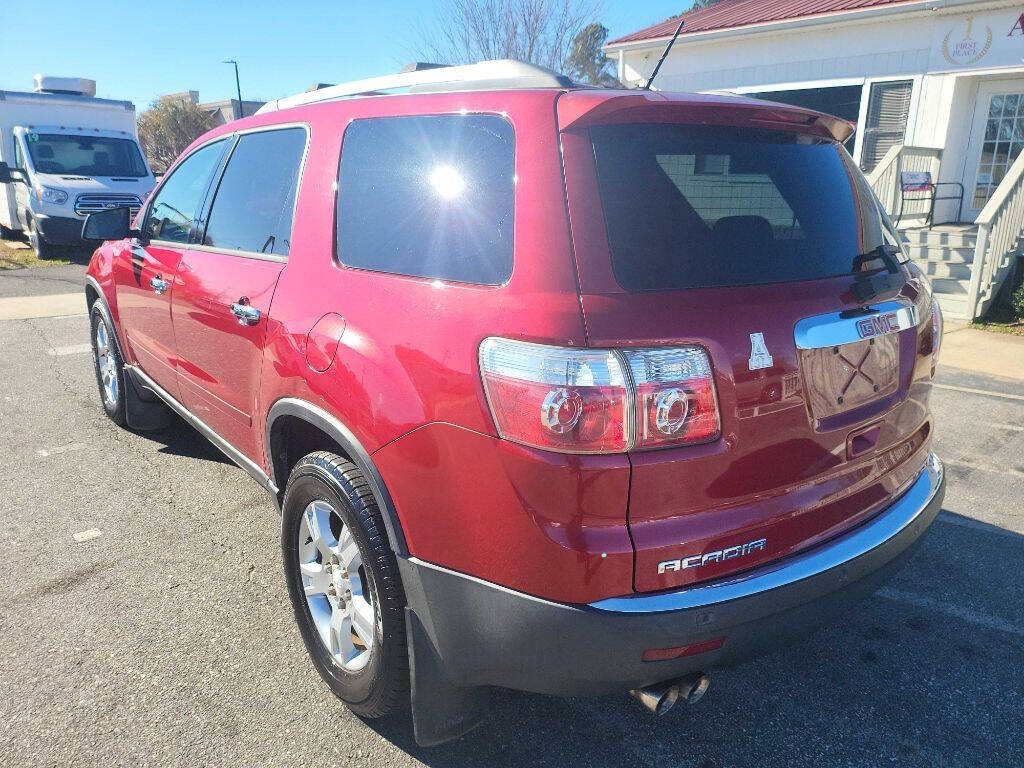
[256,59,574,115]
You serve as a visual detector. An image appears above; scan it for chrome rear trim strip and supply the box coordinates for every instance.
[794,300,919,350]
[126,365,279,496]
[590,452,943,614]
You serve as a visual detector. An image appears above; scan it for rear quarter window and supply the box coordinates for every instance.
[336,114,515,285]
[590,124,885,291]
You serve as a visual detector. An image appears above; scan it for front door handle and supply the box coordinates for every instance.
[230,301,261,326]
[150,275,169,294]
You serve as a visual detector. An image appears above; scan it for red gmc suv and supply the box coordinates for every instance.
[82,61,945,746]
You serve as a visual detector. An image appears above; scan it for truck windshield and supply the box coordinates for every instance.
[24,133,148,178]
[590,124,889,291]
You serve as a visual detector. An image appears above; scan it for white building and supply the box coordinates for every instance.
[606,0,1024,319]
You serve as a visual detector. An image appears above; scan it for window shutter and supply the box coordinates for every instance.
[860,80,913,172]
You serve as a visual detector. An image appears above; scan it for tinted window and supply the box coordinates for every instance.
[203,128,306,256]
[336,115,514,284]
[591,124,885,291]
[25,133,148,177]
[145,141,225,243]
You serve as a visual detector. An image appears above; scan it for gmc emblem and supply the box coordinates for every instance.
[856,311,900,339]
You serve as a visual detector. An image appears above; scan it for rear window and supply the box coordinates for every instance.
[336,114,515,285]
[590,124,886,291]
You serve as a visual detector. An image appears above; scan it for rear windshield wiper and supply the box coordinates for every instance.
[851,244,904,302]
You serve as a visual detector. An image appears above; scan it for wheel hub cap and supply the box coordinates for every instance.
[298,500,376,671]
[93,321,118,407]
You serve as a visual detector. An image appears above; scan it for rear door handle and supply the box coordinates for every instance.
[230,301,261,325]
[150,275,169,294]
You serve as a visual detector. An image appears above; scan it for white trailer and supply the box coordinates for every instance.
[0,75,155,257]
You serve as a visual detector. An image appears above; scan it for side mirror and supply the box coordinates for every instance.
[0,162,27,185]
[82,206,134,241]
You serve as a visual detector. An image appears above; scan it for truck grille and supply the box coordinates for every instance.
[74,194,142,219]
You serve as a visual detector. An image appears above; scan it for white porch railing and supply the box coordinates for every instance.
[966,149,1024,320]
[864,144,943,223]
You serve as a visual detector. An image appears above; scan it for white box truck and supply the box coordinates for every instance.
[0,75,155,257]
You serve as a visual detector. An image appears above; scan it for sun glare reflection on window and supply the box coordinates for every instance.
[428,164,466,199]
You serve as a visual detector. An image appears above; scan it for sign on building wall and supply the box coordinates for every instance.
[937,10,1024,71]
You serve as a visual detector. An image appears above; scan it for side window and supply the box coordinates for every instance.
[203,128,306,256]
[336,114,515,285]
[144,140,225,243]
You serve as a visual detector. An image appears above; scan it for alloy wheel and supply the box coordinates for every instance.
[297,500,377,671]
[93,320,119,408]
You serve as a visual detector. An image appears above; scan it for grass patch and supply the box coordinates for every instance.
[969,258,1024,335]
[968,320,1024,336]
[0,239,80,270]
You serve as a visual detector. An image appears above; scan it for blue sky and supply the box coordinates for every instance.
[3,1,686,111]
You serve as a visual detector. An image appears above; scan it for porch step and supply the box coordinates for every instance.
[934,294,969,320]
[904,243,974,263]
[912,260,973,280]
[928,276,970,295]
[901,224,978,248]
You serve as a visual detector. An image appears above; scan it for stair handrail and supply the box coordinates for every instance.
[864,144,942,221]
[966,148,1024,319]
[865,144,904,214]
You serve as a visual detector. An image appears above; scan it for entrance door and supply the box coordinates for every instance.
[964,81,1024,219]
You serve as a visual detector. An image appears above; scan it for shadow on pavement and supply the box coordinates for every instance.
[134,415,232,466]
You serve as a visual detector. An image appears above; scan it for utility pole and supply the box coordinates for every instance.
[223,60,243,119]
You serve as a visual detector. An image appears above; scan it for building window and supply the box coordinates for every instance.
[860,80,913,173]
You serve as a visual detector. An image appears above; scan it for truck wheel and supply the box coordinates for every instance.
[26,217,59,260]
[0,224,16,240]
[90,304,127,426]
[282,452,410,718]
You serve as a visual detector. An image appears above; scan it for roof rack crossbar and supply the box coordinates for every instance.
[257,59,573,115]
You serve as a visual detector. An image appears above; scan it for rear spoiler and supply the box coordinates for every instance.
[557,91,854,144]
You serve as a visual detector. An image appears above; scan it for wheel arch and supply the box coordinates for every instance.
[266,398,408,556]
[85,275,125,360]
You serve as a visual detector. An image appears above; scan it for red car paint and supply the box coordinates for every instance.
[87,87,936,605]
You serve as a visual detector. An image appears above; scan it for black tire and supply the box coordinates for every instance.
[0,223,16,240]
[89,304,128,427]
[26,217,59,260]
[282,452,409,718]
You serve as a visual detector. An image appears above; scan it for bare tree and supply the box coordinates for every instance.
[417,0,603,76]
[137,99,216,173]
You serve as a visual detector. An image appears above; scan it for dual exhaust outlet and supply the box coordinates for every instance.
[630,673,710,716]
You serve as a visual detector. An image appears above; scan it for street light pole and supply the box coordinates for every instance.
[223,60,243,119]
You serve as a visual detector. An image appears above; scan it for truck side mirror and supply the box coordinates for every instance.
[0,162,27,185]
[82,206,133,241]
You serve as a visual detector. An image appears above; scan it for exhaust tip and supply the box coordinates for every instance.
[630,673,710,715]
[629,682,680,715]
[679,673,710,704]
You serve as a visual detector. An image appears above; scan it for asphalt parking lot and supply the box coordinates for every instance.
[1,263,1022,768]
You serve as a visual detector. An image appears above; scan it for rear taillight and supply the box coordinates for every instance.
[622,348,721,449]
[479,338,719,454]
[930,297,943,359]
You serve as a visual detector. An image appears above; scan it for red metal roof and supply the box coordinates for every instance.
[607,0,922,45]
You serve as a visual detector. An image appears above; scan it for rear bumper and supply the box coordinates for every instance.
[35,214,86,245]
[400,452,944,696]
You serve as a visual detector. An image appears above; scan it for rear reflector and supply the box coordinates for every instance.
[479,338,719,454]
[642,637,725,662]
